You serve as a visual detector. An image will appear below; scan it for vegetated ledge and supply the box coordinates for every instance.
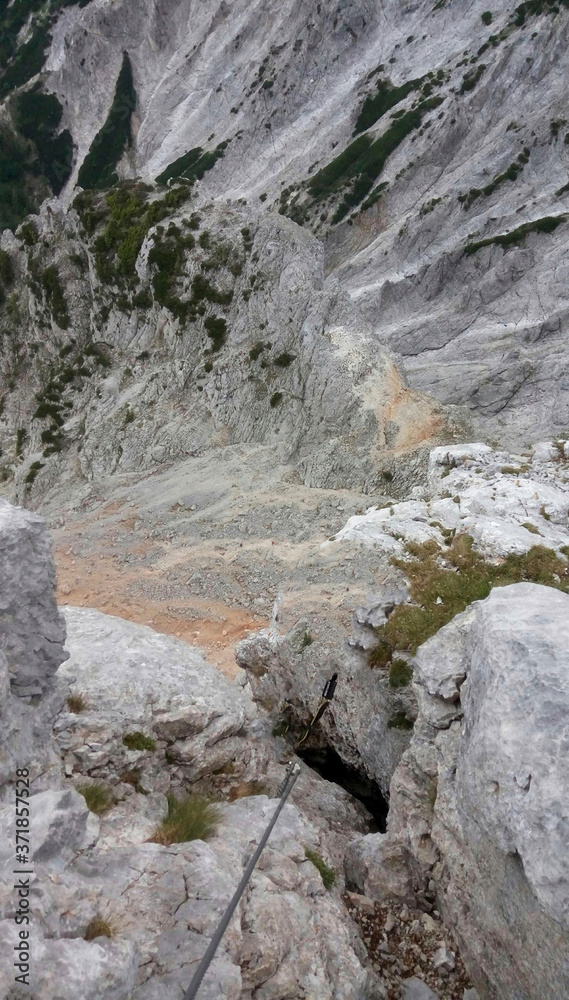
[368,534,569,669]
[353,76,424,134]
[156,140,230,185]
[458,149,529,210]
[305,95,443,224]
[463,214,567,255]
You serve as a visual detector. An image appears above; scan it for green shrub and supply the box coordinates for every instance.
[149,794,220,844]
[78,782,115,815]
[123,731,156,751]
[204,315,227,351]
[273,352,295,367]
[481,10,493,24]
[15,427,27,457]
[460,65,486,94]
[24,461,43,486]
[309,97,442,223]
[14,84,73,194]
[0,249,14,285]
[249,341,268,361]
[270,391,283,408]
[304,847,336,889]
[191,273,232,306]
[18,220,38,246]
[41,266,70,328]
[156,140,229,186]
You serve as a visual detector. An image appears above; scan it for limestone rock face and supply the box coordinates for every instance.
[0,499,68,696]
[0,203,444,504]
[336,441,569,559]
[386,583,569,1000]
[59,605,255,777]
[29,0,569,449]
[237,441,569,797]
[0,501,67,796]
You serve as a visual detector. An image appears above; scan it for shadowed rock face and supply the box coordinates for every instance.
[385,582,569,1000]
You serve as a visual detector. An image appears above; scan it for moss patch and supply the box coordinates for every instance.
[304,847,336,888]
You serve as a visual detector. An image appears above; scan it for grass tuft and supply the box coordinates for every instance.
[149,794,220,845]
[78,783,115,815]
[84,917,115,941]
[67,693,87,713]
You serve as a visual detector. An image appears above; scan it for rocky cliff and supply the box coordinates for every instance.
[1,1,569,998]
[2,0,569,458]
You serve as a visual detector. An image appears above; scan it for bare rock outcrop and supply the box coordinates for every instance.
[0,500,68,796]
[383,583,569,1000]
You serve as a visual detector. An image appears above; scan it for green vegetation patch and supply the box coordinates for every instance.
[156,140,229,185]
[78,782,115,815]
[304,847,336,889]
[459,150,529,209]
[13,84,73,194]
[78,52,136,190]
[148,224,196,319]
[354,77,423,134]
[368,535,569,668]
[204,315,227,352]
[513,0,569,26]
[123,731,156,751]
[309,96,443,223]
[24,460,43,487]
[389,658,413,688]
[273,351,295,367]
[41,265,70,329]
[460,65,486,94]
[0,1,94,97]
[149,794,220,845]
[81,181,191,286]
[464,214,566,255]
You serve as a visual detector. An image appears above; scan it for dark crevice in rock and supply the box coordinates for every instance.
[296,743,389,832]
